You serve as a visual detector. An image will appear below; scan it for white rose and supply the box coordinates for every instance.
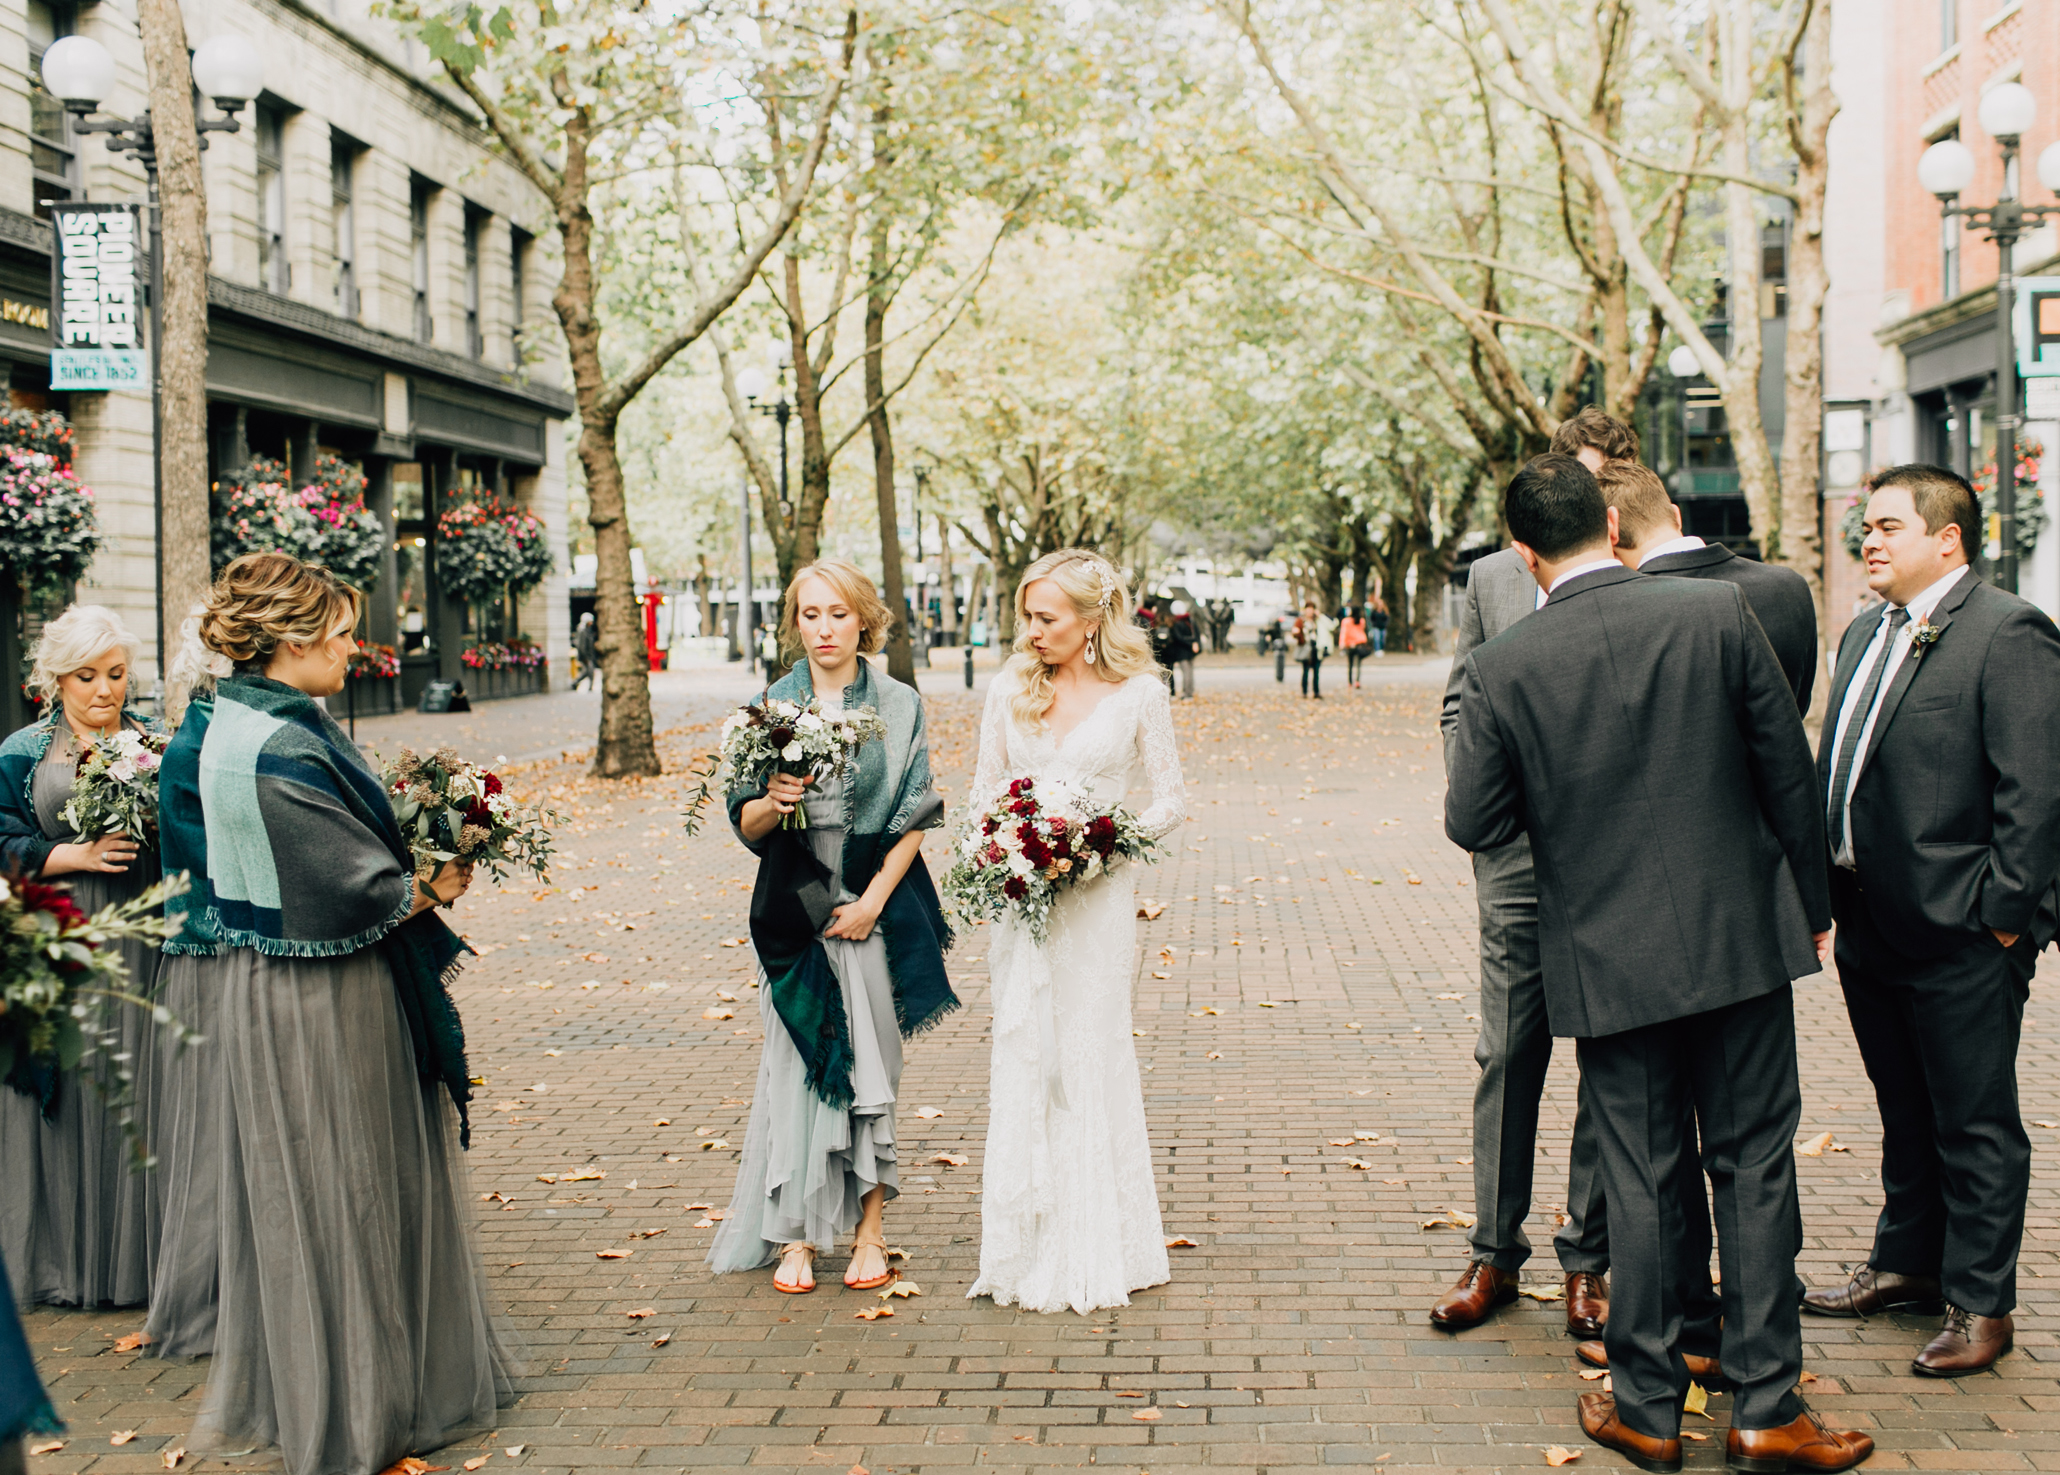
[781,742,804,762]
[109,759,138,783]
[1006,851,1034,876]
[798,713,824,731]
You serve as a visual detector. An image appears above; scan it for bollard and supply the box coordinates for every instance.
[964,645,975,689]
[1275,646,1286,683]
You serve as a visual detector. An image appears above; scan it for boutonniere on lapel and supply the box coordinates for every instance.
[1910,618,1945,657]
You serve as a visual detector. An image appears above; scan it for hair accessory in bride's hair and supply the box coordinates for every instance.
[1083,557,1117,613]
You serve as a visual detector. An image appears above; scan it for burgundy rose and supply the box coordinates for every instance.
[1009,778,1034,797]
[981,815,999,835]
[1085,814,1118,856]
[1003,875,1028,900]
[483,772,504,797]
[19,881,85,931]
[769,725,796,748]
[1010,798,1036,816]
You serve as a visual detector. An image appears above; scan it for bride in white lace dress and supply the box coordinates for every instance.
[968,550,1188,1314]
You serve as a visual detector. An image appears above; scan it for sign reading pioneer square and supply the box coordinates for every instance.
[49,203,146,391]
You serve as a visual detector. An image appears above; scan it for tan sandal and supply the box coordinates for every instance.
[845,1233,892,1290]
[774,1242,816,1293]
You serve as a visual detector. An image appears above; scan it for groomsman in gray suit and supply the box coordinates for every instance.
[1430,407,1642,1336]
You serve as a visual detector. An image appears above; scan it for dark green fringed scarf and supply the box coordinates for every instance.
[728,660,956,1107]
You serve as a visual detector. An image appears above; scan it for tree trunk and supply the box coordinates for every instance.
[1778,0,1837,716]
[137,0,210,685]
[938,524,957,643]
[555,111,659,777]
[865,162,914,686]
[1714,0,1779,564]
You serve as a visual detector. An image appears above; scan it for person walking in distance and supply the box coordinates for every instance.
[1367,594,1389,657]
[1600,461,1818,710]
[1338,607,1368,689]
[573,612,598,690]
[1292,601,1331,699]
[1168,601,1200,700]
[1448,454,1867,1474]
[1804,465,2060,1377]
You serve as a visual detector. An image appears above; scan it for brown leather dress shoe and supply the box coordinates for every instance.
[1429,1260,1518,1329]
[1565,1271,1609,1338]
[1574,1339,1725,1386]
[1726,1409,1874,1472]
[1912,1304,2013,1377]
[1578,1392,1682,1473]
[1800,1264,1943,1318]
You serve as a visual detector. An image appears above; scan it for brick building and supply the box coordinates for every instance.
[1825,0,2060,650]
[0,0,573,714]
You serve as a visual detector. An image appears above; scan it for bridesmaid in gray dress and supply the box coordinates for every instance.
[0,605,164,1309]
[709,560,955,1294]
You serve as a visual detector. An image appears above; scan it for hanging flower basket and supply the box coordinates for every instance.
[211,454,385,590]
[460,638,547,673]
[435,495,553,607]
[0,448,101,600]
[0,408,75,465]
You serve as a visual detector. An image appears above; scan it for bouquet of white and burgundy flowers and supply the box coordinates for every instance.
[941,776,1162,942]
[382,746,557,884]
[1,872,195,1158]
[680,696,887,834]
[61,728,169,844]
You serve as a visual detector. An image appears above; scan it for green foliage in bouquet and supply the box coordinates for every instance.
[383,745,557,883]
[211,454,386,590]
[61,729,169,843]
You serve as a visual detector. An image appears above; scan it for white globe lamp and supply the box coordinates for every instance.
[190,35,264,111]
[38,34,116,110]
[1918,137,1979,199]
[1667,345,1701,380]
[1981,81,2038,142]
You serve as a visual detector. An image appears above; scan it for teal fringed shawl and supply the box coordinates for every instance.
[197,677,478,1142]
[728,660,956,1106]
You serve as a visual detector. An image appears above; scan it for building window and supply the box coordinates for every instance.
[331,139,358,318]
[510,226,531,364]
[255,104,288,293]
[27,0,78,218]
[463,206,485,359]
[410,178,434,343]
[1941,0,1957,51]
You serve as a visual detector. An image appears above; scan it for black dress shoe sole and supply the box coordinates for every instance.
[1428,1284,1517,1330]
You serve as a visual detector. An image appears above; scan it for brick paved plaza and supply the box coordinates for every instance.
[19,660,2060,1473]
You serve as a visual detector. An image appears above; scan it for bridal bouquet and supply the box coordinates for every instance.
[61,728,169,843]
[680,696,887,834]
[1,873,194,1148]
[383,746,557,884]
[942,777,1161,942]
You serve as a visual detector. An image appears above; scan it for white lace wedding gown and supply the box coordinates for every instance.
[967,670,1187,1314]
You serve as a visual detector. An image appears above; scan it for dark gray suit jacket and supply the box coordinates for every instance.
[1446,566,1830,1038]
[1820,571,2060,958]
[1640,544,1818,712]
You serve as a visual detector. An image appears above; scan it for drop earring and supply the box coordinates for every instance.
[1084,632,1097,665]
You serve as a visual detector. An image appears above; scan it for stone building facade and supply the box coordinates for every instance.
[0,0,572,712]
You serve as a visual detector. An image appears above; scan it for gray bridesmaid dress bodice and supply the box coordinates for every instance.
[708,760,907,1271]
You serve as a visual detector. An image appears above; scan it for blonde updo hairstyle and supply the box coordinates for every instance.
[1005,549,1158,730]
[777,558,892,668]
[29,604,141,710]
[199,551,360,673]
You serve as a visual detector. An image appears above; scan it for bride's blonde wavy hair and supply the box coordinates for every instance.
[1004,549,1158,730]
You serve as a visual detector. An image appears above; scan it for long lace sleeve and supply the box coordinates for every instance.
[1131,678,1187,839]
[972,675,1015,807]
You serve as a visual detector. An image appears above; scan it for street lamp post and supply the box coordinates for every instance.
[736,353,794,672]
[38,33,263,671]
[1918,80,2060,593]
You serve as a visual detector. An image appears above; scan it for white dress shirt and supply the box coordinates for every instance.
[1636,534,1707,567]
[1827,564,1969,867]
[1543,557,1625,601]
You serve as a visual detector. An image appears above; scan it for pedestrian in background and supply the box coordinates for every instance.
[1292,601,1332,699]
[1339,607,1369,689]
[1168,600,1199,700]
[1369,595,1390,656]
[573,611,598,689]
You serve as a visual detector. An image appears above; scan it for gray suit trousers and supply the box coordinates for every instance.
[1469,836,1609,1274]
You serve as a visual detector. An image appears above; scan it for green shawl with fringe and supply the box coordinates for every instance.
[728,659,956,1107]
[199,676,478,1142]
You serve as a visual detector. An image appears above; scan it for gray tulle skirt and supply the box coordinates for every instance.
[189,946,515,1475]
[0,867,164,1309]
[143,950,224,1356]
[708,802,904,1272]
